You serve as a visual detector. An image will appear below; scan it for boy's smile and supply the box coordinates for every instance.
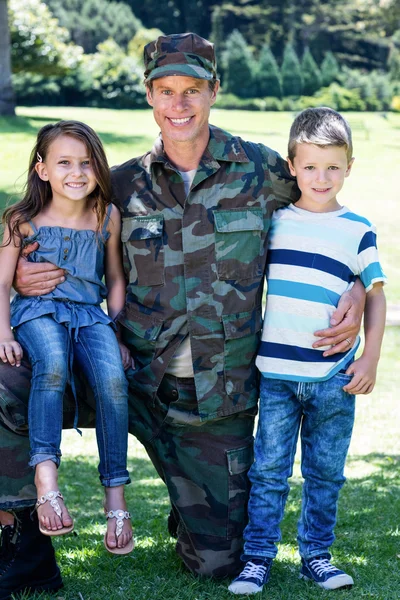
[288,144,354,213]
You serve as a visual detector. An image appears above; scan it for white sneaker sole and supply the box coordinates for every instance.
[228,581,264,595]
[300,572,354,590]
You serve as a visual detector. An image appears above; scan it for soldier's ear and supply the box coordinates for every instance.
[209,80,220,106]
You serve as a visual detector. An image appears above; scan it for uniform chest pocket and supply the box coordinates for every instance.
[213,208,264,281]
[121,215,164,286]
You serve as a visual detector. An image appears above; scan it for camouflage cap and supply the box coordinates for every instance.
[144,32,217,82]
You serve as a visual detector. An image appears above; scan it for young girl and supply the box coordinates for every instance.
[0,121,133,555]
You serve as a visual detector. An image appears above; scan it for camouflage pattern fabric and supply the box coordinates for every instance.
[0,356,255,577]
[144,32,217,82]
[0,124,299,576]
[112,125,299,421]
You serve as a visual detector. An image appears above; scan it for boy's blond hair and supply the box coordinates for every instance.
[288,107,353,163]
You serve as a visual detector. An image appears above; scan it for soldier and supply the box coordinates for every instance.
[0,33,364,599]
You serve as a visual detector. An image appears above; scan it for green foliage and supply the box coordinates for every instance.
[388,46,400,82]
[320,51,340,87]
[281,43,303,98]
[215,93,268,111]
[222,29,257,98]
[79,39,147,108]
[44,0,142,53]
[256,44,282,98]
[301,47,322,96]
[9,0,82,76]
[127,27,164,66]
[340,67,393,111]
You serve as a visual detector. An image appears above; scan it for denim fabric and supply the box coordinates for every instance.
[243,373,355,561]
[15,316,130,488]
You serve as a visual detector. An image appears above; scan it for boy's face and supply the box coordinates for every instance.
[288,143,354,212]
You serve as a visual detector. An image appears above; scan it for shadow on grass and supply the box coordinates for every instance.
[29,452,398,599]
[0,114,151,147]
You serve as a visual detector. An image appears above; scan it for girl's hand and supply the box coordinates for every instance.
[0,339,23,367]
[118,342,134,371]
[343,355,377,395]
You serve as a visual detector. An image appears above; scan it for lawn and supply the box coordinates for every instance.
[1,107,399,599]
[14,326,400,600]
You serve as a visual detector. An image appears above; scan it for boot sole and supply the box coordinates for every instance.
[0,569,63,600]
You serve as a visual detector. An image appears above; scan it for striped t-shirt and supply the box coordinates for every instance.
[256,204,387,382]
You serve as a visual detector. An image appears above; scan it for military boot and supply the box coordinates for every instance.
[0,508,63,600]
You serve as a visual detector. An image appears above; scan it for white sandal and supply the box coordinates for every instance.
[36,490,74,536]
[104,509,134,555]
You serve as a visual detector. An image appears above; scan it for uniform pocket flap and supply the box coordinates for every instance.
[226,444,254,475]
[222,309,262,340]
[121,215,164,242]
[213,208,263,233]
[122,305,163,341]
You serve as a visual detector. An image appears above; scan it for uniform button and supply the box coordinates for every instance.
[64,248,68,253]
[171,389,178,399]
[64,236,70,241]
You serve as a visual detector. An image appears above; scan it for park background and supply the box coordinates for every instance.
[0,1,399,599]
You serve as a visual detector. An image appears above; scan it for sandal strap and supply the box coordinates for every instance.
[105,509,131,539]
[36,490,64,519]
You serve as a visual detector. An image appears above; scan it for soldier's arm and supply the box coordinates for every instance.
[259,144,300,208]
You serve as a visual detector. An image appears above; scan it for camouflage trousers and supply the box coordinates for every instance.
[0,356,255,577]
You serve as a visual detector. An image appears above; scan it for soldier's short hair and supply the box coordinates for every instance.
[288,107,353,163]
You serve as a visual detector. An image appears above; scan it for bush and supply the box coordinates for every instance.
[215,93,266,111]
[392,96,400,112]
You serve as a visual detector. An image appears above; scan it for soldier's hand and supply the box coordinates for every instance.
[14,242,65,296]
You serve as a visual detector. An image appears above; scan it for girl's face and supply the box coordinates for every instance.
[35,135,97,204]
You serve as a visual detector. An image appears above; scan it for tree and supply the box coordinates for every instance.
[222,29,256,98]
[0,0,15,115]
[256,44,281,98]
[320,51,340,87]
[44,0,142,53]
[301,47,321,95]
[10,0,82,75]
[281,43,303,97]
[128,27,164,66]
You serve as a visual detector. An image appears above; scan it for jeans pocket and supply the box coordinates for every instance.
[226,443,254,540]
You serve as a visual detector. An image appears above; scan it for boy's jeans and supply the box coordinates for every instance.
[243,373,355,561]
[15,316,130,488]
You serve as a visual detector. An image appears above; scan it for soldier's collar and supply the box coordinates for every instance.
[149,126,249,171]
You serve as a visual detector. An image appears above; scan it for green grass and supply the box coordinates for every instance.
[2,107,399,598]
[12,327,399,600]
[0,107,399,304]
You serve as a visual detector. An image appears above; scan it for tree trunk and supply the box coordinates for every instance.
[0,0,16,116]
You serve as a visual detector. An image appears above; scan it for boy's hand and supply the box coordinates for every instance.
[343,355,377,395]
[118,341,135,371]
[0,339,23,367]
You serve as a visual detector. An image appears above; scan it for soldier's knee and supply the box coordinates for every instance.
[176,531,242,578]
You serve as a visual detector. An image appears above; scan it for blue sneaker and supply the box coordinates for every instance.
[228,559,272,595]
[300,554,354,590]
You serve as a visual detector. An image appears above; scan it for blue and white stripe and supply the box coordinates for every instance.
[256,204,387,382]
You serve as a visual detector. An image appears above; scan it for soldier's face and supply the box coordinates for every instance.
[146,76,219,145]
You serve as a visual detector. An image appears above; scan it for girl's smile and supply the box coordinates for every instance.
[35,135,97,204]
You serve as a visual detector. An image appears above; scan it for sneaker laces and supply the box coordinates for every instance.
[309,556,339,577]
[240,561,268,580]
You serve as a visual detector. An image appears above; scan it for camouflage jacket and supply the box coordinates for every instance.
[111,125,299,421]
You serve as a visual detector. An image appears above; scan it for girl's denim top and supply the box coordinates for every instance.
[11,204,115,333]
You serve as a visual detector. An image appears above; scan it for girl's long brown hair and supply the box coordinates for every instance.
[2,120,112,246]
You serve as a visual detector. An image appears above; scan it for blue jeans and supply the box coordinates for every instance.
[15,316,130,488]
[243,373,355,560]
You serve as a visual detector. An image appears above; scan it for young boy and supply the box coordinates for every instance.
[229,107,387,594]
